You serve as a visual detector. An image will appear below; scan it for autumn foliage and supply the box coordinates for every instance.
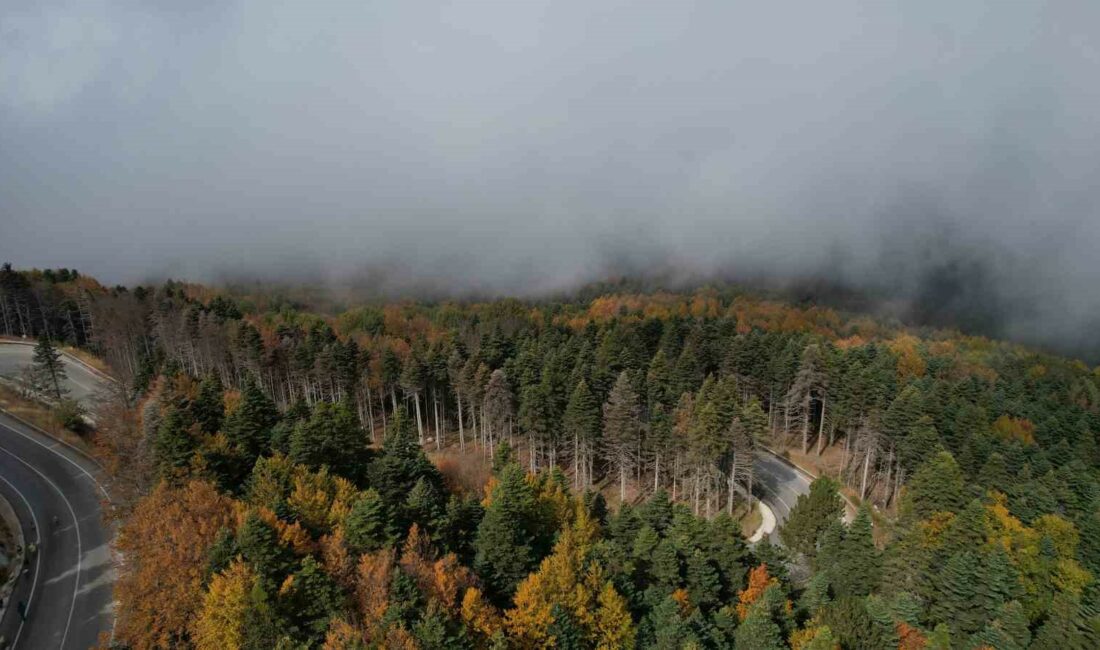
[115,480,235,648]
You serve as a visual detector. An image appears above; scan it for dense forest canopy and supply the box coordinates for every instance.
[2,263,1099,649]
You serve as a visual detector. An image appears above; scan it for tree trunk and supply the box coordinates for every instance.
[413,392,424,444]
[816,394,827,455]
[801,394,811,454]
[457,394,465,453]
[860,447,873,502]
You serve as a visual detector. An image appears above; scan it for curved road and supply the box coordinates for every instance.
[0,343,114,649]
[753,451,812,543]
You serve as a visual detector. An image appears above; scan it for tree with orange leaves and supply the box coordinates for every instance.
[354,548,395,631]
[115,479,236,649]
[737,564,779,620]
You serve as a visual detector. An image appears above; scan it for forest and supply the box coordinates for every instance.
[2,263,1099,649]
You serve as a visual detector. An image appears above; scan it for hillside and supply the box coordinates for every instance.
[2,264,1099,648]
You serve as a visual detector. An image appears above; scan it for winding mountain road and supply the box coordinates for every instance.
[753,451,813,543]
[0,343,115,649]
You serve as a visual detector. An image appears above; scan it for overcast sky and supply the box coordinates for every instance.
[2,1,1099,354]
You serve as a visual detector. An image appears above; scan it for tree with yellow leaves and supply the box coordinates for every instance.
[594,581,636,650]
[115,479,236,649]
[461,587,504,643]
[192,560,254,650]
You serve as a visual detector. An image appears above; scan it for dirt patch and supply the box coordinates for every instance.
[430,447,493,497]
[0,383,94,454]
[779,443,847,479]
[735,500,762,537]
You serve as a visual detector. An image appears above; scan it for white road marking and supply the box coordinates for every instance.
[0,418,111,502]
[0,472,41,650]
[0,445,82,650]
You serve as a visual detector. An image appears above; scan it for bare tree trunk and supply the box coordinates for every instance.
[457,393,465,452]
[413,392,425,444]
[576,435,585,490]
[816,394,827,455]
[654,451,660,491]
[366,386,376,443]
[860,447,873,502]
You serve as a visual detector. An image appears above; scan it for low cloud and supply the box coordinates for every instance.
[2,1,1098,358]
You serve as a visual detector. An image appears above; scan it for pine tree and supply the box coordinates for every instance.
[830,505,881,598]
[973,600,1030,650]
[603,371,642,503]
[734,599,785,650]
[780,476,843,558]
[155,406,196,478]
[345,489,394,553]
[281,556,343,641]
[224,377,278,459]
[236,512,293,592]
[368,407,444,522]
[547,603,585,650]
[194,373,225,435]
[32,334,67,399]
[290,400,369,480]
[404,477,445,535]
[564,379,601,489]
[900,450,966,522]
[474,463,539,602]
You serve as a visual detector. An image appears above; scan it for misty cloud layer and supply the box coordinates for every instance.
[2,1,1099,357]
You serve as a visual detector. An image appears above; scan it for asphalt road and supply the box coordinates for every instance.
[0,343,114,649]
[0,343,106,405]
[753,451,812,543]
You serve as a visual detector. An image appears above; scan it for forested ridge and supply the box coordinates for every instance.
[2,263,1099,649]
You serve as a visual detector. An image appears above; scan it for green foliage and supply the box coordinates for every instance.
[780,476,843,558]
[32,334,67,400]
[735,594,786,650]
[194,374,225,435]
[289,400,369,480]
[237,513,293,591]
[344,489,393,553]
[224,376,278,459]
[901,451,966,521]
[154,406,196,478]
[279,556,343,642]
[474,463,540,603]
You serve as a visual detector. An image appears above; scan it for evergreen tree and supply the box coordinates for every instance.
[547,603,585,650]
[474,463,539,603]
[154,406,196,478]
[344,489,394,553]
[830,506,881,598]
[280,556,343,642]
[734,599,785,650]
[603,371,642,503]
[368,407,444,522]
[901,451,966,521]
[32,334,67,399]
[780,476,843,558]
[290,400,369,480]
[819,597,891,650]
[564,378,601,488]
[194,373,225,435]
[223,377,278,459]
[404,476,445,535]
[237,512,294,592]
[973,600,1030,650]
